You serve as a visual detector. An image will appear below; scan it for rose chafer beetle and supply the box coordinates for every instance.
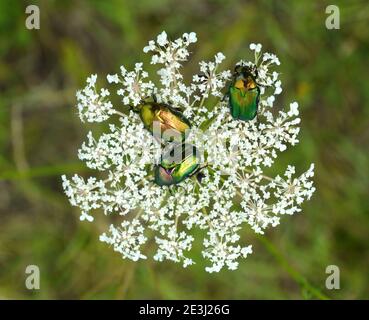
[135,97,191,143]
[154,143,206,186]
[227,65,260,121]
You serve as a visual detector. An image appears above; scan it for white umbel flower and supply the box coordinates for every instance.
[62,32,315,272]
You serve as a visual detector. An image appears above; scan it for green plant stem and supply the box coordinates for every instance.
[256,234,330,300]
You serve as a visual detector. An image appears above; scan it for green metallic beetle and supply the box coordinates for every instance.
[227,65,260,121]
[135,97,191,143]
[154,143,206,186]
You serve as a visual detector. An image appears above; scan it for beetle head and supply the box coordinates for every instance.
[234,64,258,79]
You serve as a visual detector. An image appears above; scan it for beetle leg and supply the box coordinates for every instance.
[196,172,206,183]
[190,162,208,179]
[191,163,208,184]
[199,162,208,170]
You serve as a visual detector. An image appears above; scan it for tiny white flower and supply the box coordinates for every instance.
[107,74,120,84]
[143,40,156,53]
[157,31,168,46]
[188,32,197,43]
[86,74,97,86]
[100,88,110,97]
[288,102,299,116]
[250,43,262,53]
[215,52,226,64]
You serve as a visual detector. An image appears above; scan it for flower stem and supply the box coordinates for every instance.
[113,110,127,118]
[256,233,330,300]
[243,168,274,182]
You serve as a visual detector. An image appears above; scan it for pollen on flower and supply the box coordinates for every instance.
[62,31,315,272]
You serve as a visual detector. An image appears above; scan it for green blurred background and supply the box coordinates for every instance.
[0,0,368,299]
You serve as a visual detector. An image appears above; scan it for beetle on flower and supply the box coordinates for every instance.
[62,31,315,273]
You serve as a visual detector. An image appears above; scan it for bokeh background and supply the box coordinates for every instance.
[1,0,368,299]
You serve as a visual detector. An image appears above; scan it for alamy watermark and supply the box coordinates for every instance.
[25,5,40,30]
[325,265,340,290]
[325,5,340,30]
[25,265,40,290]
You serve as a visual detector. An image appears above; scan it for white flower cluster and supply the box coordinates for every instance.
[62,32,315,272]
[107,63,155,106]
[193,52,232,98]
[76,74,114,122]
[100,219,147,261]
[143,31,199,111]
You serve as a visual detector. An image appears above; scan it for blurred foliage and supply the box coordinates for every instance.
[0,0,369,299]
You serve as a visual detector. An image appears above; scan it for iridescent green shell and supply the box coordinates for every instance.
[154,144,200,186]
[228,67,260,121]
[139,102,191,142]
